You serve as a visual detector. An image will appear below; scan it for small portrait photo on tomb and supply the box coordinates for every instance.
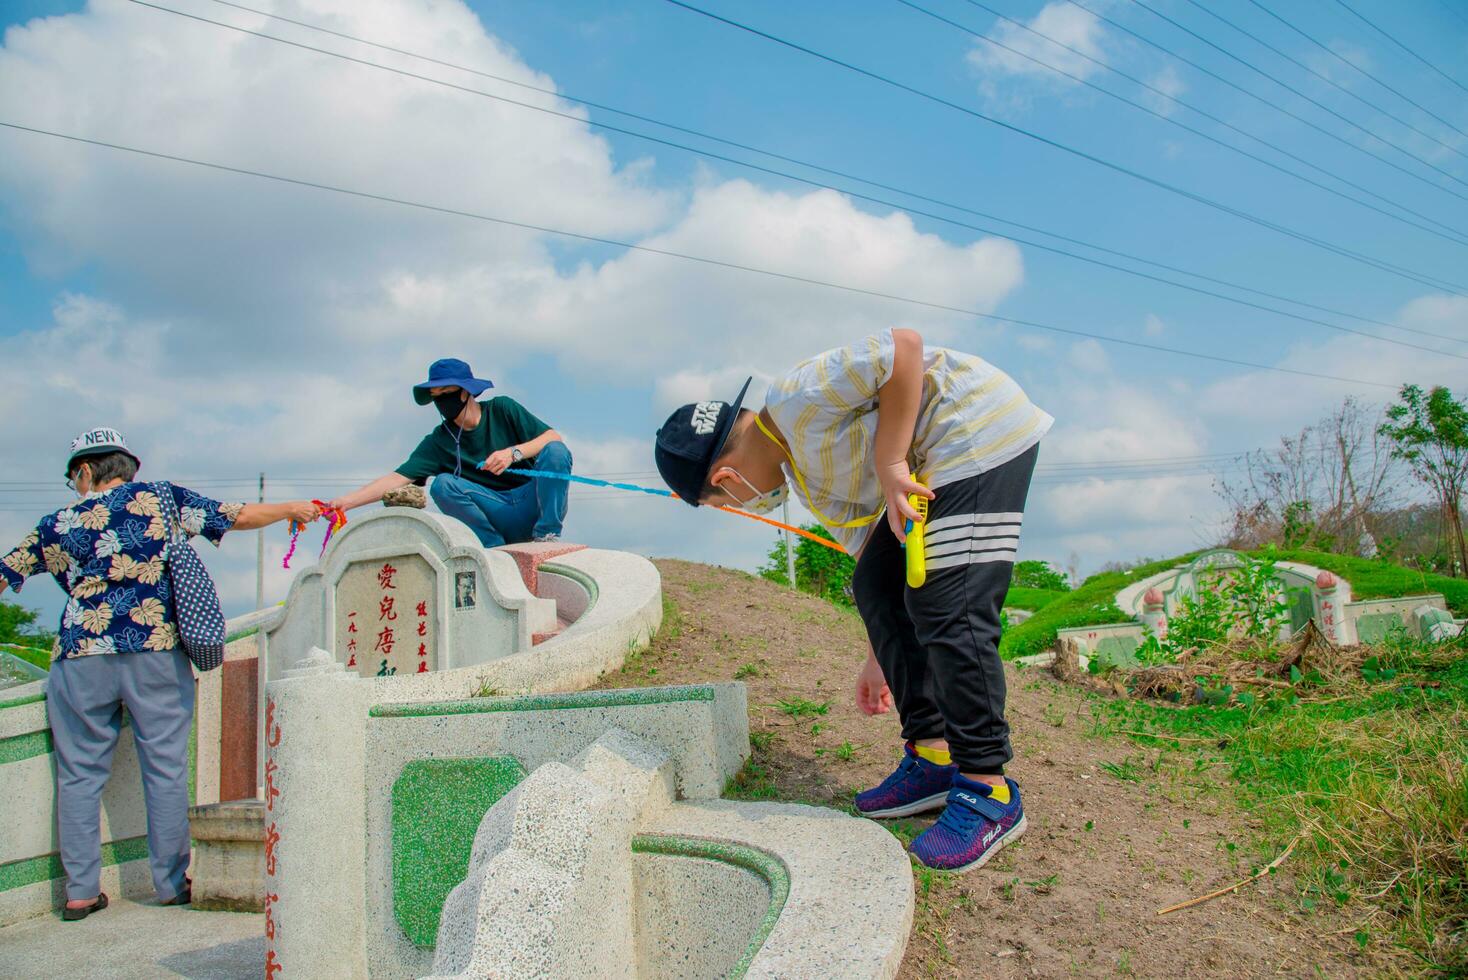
[454,571,477,609]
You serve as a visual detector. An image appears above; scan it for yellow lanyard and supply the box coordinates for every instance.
[754,413,882,530]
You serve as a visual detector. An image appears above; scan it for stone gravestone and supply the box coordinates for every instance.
[259,508,556,687]
[336,556,439,677]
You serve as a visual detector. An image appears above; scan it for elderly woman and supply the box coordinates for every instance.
[0,427,318,920]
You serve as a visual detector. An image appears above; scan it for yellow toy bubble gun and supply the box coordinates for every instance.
[905,482,929,589]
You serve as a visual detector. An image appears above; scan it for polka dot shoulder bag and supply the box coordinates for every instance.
[157,482,227,672]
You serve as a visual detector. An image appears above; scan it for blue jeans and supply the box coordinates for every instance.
[429,441,572,547]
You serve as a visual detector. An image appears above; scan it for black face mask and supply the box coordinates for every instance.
[433,391,466,425]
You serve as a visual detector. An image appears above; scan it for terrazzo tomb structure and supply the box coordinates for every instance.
[265,651,912,980]
[1052,548,1464,669]
[193,507,662,803]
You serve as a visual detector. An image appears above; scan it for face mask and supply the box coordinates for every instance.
[433,391,466,424]
[723,469,789,515]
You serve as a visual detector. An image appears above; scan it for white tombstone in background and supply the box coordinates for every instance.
[258,509,555,684]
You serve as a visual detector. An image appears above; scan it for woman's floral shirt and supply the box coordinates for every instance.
[0,482,243,660]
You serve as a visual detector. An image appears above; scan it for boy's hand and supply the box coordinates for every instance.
[856,651,893,715]
[878,461,934,543]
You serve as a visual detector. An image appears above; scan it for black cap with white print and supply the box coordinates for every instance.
[654,378,752,506]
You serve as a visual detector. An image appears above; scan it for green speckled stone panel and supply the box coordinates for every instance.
[391,756,527,949]
[369,684,716,718]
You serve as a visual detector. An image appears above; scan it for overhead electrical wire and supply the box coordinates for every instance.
[1064,0,1468,219]
[117,0,1468,352]
[1189,0,1468,159]
[1330,0,1468,97]
[0,120,1413,391]
[1244,0,1468,146]
[660,0,1468,297]
[910,0,1468,250]
[152,0,1466,342]
[1124,0,1468,196]
[955,0,1468,245]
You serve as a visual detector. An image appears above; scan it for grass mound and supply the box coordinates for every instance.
[1002,586,1067,612]
[1000,553,1201,660]
[1002,548,1468,661]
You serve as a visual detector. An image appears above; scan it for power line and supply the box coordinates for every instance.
[1192,0,1468,159]
[139,0,1465,343]
[115,1,1468,353]
[661,0,1468,296]
[1330,0,1468,97]
[922,0,1468,249]
[1244,0,1468,147]
[1064,0,1468,221]
[0,119,1412,390]
[1125,0,1468,196]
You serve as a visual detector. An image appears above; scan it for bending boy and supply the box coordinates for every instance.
[654,329,1050,872]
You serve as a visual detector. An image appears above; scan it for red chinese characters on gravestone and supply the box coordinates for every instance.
[264,758,280,812]
[337,556,435,676]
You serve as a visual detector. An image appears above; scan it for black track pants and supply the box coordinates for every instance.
[851,444,1038,774]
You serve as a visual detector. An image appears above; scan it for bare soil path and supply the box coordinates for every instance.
[603,561,1372,978]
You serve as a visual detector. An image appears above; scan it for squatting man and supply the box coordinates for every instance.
[655,328,1050,872]
[329,357,573,546]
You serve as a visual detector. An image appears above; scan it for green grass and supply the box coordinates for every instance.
[1,643,50,673]
[1003,586,1068,613]
[1000,553,1202,661]
[774,696,831,720]
[1090,640,1468,972]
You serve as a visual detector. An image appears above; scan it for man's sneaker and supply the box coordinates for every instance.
[854,742,957,819]
[909,775,1026,873]
[532,533,561,543]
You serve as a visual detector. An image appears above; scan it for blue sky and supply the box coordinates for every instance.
[3,0,1467,623]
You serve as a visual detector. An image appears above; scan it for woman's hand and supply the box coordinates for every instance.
[855,650,893,716]
[284,501,322,525]
[877,460,933,543]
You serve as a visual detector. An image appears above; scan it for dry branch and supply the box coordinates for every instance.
[1155,837,1298,916]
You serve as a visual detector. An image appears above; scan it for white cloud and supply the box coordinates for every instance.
[967,1,1108,85]
[1144,313,1166,336]
[1142,64,1185,116]
[0,0,1027,622]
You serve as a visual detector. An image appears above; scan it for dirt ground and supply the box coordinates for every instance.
[602,561,1373,979]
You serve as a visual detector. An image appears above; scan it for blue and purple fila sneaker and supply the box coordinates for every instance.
[854,742,957,819]
[909,774,1027,872]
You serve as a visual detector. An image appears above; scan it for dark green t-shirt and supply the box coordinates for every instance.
[396,397,551,491]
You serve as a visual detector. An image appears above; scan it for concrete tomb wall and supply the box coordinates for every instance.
[0,675,164,926]
[264,651,913,979]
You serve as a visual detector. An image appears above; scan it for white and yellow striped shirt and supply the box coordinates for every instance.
[764,329,1052,553]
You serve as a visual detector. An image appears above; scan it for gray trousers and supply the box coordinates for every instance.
[47,649,194,902]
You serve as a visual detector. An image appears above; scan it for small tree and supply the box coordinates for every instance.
[1012,560,1070,591]
[1380,385,1468,577]
[757,524,856,608]
[0,599,52,650]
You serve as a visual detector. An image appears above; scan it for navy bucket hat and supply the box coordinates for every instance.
[412,358,495,405]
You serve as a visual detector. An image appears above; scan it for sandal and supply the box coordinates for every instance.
[61,892,108,921]
[160,878,192,906]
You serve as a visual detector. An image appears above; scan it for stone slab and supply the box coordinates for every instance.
[498,541,589,595]
[190,799,266,912]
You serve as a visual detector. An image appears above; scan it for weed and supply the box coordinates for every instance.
[835,740,857,761]
[1100,759,1142,783]
[725,758,780,801]
[775,696,831,720]
[749,730,776,753]
[735,662,760,679]
[810,722,823,736]
[470,680,502,698]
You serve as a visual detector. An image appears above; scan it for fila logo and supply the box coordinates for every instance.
[981,826,1000,846]
[956,792,978,806]
[690,401,721,436]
